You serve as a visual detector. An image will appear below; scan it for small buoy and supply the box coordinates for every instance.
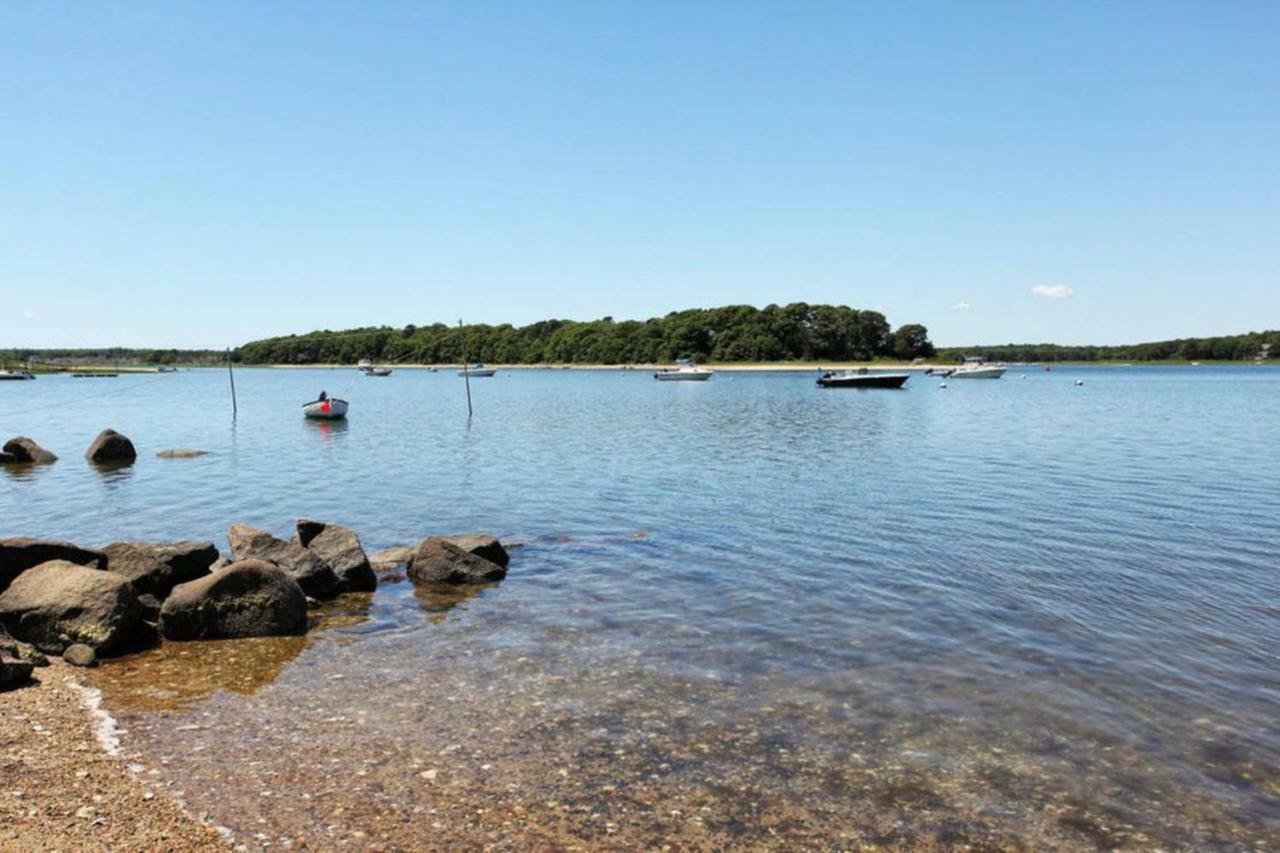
[1075,379,1085,386]
[939,382,948,389]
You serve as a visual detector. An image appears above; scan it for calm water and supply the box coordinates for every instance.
[2,366,1278,848]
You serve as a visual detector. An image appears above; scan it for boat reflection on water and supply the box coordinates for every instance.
[304,415,350,445]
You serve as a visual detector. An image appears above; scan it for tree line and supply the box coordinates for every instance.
[1,348,227,367]
[937,331,1278,363]
[234,304,938,365]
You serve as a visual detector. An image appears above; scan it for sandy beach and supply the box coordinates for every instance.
[0,662,225,852]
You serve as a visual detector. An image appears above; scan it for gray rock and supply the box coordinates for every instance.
[228,524,339,600]
[373,564,407,584]
[440,534,510,568]
[85,429,137,464]
[62,643,97,667]
[0,656,35,690]
[2,436,57,464]
[0,561,141,654]
[369,546,414,566]
[406,538,507,585]
[160,559,307,640]
[294,519,376,593]
[101,540,219,599]
[156,448,208,458]
[0,538,107,595]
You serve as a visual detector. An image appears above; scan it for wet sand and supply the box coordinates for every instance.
[0,661,225,852]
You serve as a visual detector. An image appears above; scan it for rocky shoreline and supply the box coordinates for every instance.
[1,523,509,671]
[0,518,513,849]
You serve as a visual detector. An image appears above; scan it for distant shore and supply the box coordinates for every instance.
[260,360,1271,371]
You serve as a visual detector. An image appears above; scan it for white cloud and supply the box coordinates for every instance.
[949,301,973,311]
[1031,284,1074,299]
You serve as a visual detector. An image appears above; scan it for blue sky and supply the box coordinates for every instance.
[2,2,1277,348]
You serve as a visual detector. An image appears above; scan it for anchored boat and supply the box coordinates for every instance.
[654,359,713,381]
[458,363,496,377]
[303,395,348,419]
[0,369,35,381]
[816,368,909,389]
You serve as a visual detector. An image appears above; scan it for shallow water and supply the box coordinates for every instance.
[2,365,1278,847]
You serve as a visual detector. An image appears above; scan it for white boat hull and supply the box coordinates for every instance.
[950,366,1006,379]
[458,369,496,377]
[303,398,349,419]
[654,369,713,381]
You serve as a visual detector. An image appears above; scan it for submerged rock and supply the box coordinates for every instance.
[160,559,307,640]
[406,538,507,585]
[0,538,107,594]
[101,540,220,599]
[439,534,510,568]
[2,436,57,464]
[85,429,137,464]
[370,546,415,565]
[62,643,97,667]
[294,519,376,593]
[228,524,339,600]
[0,560,141,654]
[156,448,209,458]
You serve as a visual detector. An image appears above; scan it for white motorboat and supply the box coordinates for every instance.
[949,364,1006,379]
[0,369,35,381]
[654,359,713,381]
[302,396,348,419]
[458,363,496,377]
[357,359,374,372]
[366,366,393,376]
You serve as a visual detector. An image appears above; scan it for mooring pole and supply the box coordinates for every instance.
[226,348,238,418]
[458,319,473,417]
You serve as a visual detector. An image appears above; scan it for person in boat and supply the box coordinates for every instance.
[318,390,328,403]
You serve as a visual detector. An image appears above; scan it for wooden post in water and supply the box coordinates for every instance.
[458,319,473,417]
[226,348,238,418]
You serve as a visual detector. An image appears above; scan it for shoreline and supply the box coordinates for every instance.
[0,661,225,851]
[259,360,1271,371]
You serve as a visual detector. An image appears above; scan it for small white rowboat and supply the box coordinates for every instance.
[303,398,349,419]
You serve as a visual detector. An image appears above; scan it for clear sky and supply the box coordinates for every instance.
[3,2,1277,349]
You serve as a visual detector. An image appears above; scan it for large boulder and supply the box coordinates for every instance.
[0,561,141,654]
[228,524,338,600]
[85,429,137,464]
[406,537,507,585]
[160,559,307,640]
[2,437,57,464]
[439,534,509,568]
[101,540,220,599]
[294,519,376,593]
[0,538,106,594]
